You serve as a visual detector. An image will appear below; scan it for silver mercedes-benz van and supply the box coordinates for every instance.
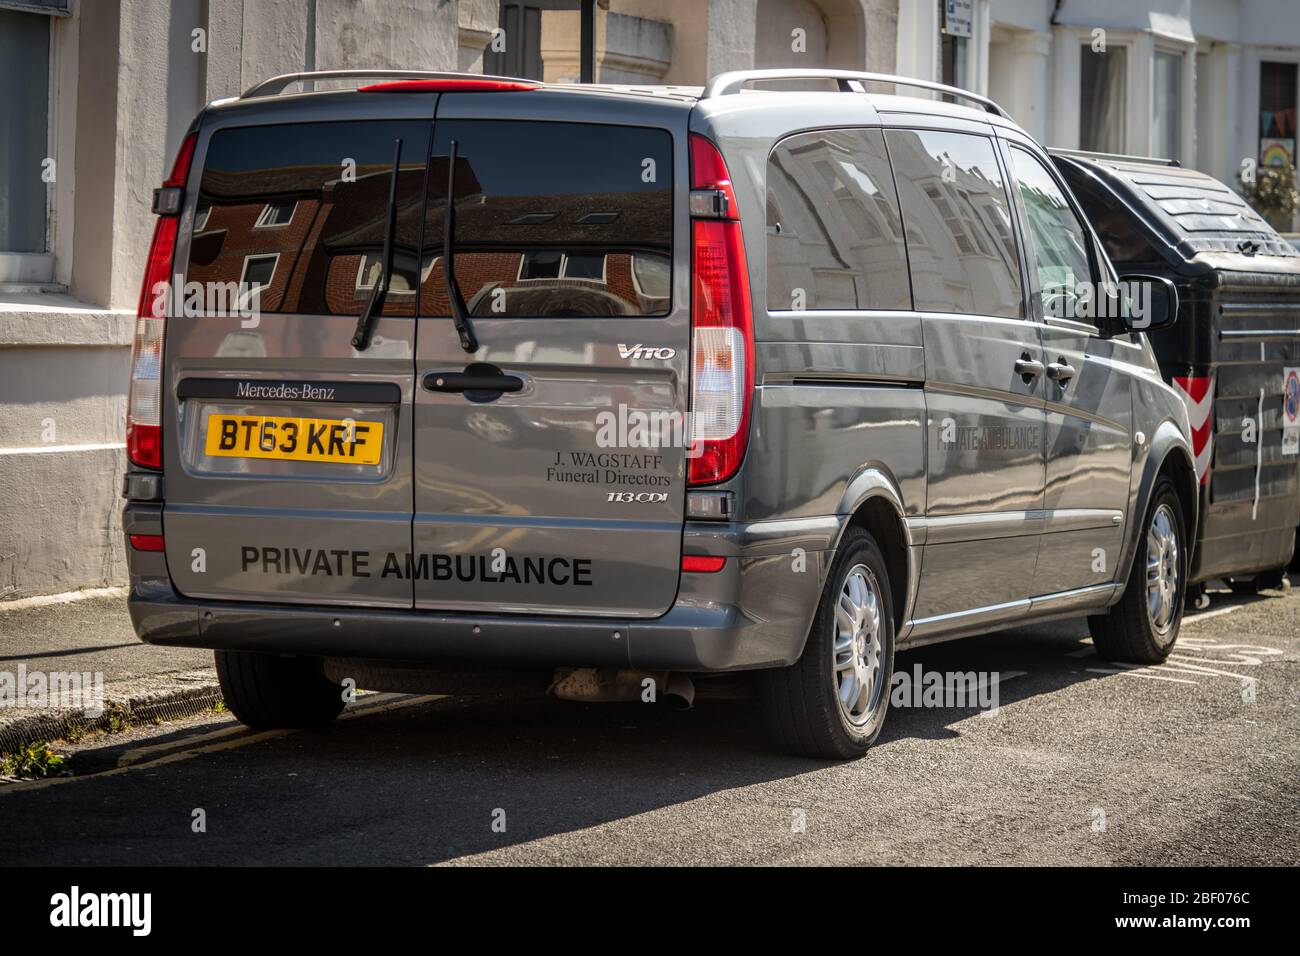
[122,68,1197,758]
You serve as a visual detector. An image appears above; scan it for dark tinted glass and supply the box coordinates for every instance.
[885,129,1023,317]
[766,128,910,311]
[422,120,673,318]
[1060,171,1162,265]
[188,120,432,316]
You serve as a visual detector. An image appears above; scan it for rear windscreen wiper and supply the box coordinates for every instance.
[443,139,479,353]
[351,137,403,352]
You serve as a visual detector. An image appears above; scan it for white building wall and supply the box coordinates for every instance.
[895,0,1300,201]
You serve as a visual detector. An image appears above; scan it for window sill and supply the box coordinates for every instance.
[0,291,134,348]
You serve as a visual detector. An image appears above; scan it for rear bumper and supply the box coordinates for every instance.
[125,504,837,673]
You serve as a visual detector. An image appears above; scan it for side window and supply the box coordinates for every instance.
[421,120,673,318]
[766,128,910,312]
[1058,169,1161,266]
[884,129,1022,318]
[1007,147,1097,323]
[189,120,432,317]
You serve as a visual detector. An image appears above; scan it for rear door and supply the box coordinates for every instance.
[411,97,689,616]
[163,101,434,607]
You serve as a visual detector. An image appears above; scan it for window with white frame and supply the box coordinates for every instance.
[1153,50,1183,161]
[356,251,422,294]
[517,251,606,282]
[239,254,278,309]
[254,200,296,228]
[0,8,51,257]
[1080,44,1127,154]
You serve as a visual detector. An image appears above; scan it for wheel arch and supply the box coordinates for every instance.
[1116,422,1199,594]
[831,465,917,634]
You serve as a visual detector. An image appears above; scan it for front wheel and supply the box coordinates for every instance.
[1089,476,1186,663]
[757,527,895,759]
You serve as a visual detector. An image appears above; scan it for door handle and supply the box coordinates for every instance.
[1014,355,1045,384]
[1046,360,1077,384]
[423,363,523,402]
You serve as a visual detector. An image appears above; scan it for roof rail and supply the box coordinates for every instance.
[1048,147,1180,168]
[240,69,537,99]
[701,69,1009,118]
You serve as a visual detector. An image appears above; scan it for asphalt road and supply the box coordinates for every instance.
[3,584,1297,866]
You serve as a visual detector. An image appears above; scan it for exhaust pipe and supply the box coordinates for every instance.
[663,673,695,710]
[548,668,694,708]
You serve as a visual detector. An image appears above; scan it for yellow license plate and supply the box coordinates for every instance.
[204,413,384,465]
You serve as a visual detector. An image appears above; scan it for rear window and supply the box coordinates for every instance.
[886,129,1023,318]
[1112,164,1295,256]
[766,128,911,311]
[1059,159,1298,260]
[420,120,674,317]
[188,120,432,316]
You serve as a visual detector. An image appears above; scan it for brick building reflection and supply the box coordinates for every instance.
[186,154,671,318]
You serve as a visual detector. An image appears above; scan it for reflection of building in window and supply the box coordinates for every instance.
[254,200,296,228]
[765,128,910,311]
[356,251,425,294]
[238,254,278,308]
[886,128,1022,317]
[193,200,212,232]
[630,252,670,305]
[517,251,607,282]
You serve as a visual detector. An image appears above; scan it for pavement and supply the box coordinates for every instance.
[0,590,216,753]
[0,589,209,682]
[1,580,1296,865]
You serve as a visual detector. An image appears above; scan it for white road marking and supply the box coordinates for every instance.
[1082,636,1270,689]
[1087,668,1198,685]
[1181,605,1243,624]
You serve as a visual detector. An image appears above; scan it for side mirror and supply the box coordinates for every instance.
[1112,274,1178,333]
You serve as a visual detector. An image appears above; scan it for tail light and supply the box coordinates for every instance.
[687,134,753,486]
[128,131,196,469]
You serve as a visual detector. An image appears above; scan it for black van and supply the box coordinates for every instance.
[1052,150,1300,600]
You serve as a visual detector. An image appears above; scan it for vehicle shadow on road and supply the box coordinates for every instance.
[5,586,1288,865]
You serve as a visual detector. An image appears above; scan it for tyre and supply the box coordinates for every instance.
[1089,476,1186,663]
[215,650,346,730]
[758,527,895,759]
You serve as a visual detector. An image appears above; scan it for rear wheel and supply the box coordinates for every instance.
[1089,476,1186,663]
[758,527,894,759]
[215,650,345,730]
